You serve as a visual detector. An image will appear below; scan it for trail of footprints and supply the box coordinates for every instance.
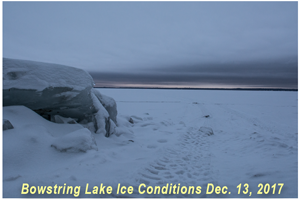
[131,126,214,197]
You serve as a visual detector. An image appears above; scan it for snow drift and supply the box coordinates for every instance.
[3,58,117,136]
[51,128,98,153]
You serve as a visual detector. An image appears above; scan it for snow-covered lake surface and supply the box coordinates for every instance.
[3,89,298,198]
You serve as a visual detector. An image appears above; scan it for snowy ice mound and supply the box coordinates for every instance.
[93,89,118,125]
[51,128,98,152]
[3,58,117,136]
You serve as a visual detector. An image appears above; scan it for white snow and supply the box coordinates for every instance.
[3,105,83,137]
[3,89,297,198]
[51,128,98,153]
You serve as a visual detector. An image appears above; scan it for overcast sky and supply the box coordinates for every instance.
[3,2,298,89]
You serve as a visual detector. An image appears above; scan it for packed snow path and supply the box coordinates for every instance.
[129,128,214,198]
[124,101,215,198]
[3,89,297,198]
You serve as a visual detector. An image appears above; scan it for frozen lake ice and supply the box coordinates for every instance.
[3,88,298,198]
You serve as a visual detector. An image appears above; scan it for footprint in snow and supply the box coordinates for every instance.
[157,139,168,143]
[127,126,214,197]
[147,145,157,149]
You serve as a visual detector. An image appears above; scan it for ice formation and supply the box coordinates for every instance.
[51,115,77,124]
[93,89,118,124]
[3,58,117,136]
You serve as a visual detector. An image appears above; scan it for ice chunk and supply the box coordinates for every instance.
[51,128,98,153]
[93,89,118,124]
[109,119,116,135]
[3,58,95,122]
[90,89,110,135]
[3,119,14,131]
[52,115,77,124]
[3,58,117,136]
[105,118,116,137]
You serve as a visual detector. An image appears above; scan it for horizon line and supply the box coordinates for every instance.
[94,86,298,91]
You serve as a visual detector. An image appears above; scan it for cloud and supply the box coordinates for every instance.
[3,2,298,89]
